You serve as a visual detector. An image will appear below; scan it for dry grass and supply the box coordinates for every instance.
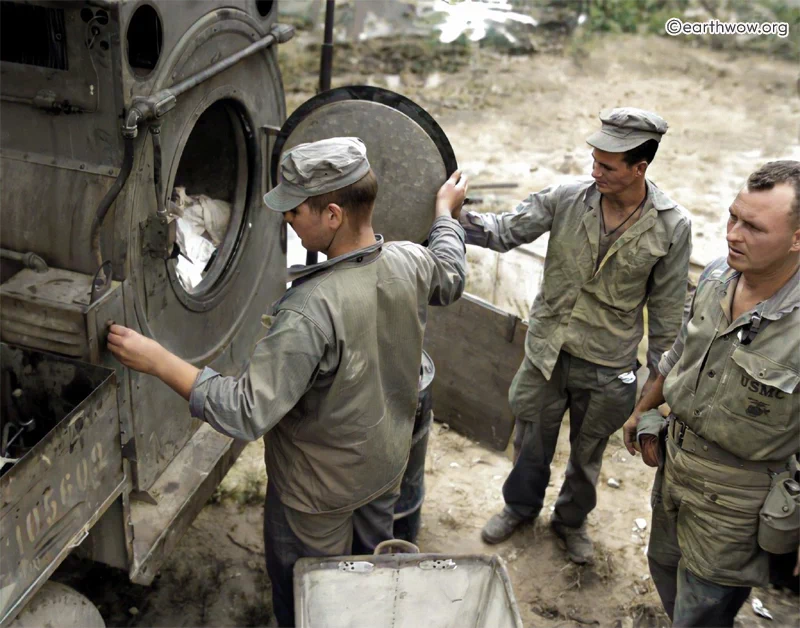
[210,470,265,508]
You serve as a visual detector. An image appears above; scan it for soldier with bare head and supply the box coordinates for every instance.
[625,160,800,626]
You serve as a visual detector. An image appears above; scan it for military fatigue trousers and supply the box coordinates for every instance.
[264,480,400,627]
[647,438,773,626]
[502,351,637,528]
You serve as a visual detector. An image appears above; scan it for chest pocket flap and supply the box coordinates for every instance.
[732,347,800,395]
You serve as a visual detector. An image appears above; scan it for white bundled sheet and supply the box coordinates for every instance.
[172,187,231,289]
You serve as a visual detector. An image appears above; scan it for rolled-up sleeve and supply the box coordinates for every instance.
[425,215,467,306]
[459,186,558,252]
[646,218,692,373]
[189,310,328,441]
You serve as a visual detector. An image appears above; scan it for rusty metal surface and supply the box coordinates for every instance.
[128,424,245,585]
[0,345,125,625]
[1,0,289,492]
[122,8,287,490]
[275,92,454,243]
[0,1,291,606]
[0,269,122,362]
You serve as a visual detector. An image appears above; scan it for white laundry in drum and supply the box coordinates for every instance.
[172,187,231,289]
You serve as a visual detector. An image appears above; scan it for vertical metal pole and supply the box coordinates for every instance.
[306,0,336,267]
[319,0,335,93]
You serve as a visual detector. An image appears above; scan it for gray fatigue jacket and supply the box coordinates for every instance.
[189,216,466,514]
[660,258,800,461]
[461,178,692,379]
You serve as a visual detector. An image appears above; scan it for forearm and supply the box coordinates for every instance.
[152,348,200,401]
[458,188,556,252]
[634,372,666,414]
[427,216,467,305]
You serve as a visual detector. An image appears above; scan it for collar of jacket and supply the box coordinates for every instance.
[708,259,800,321]
[286,235,385,284]
[583,179,677,213]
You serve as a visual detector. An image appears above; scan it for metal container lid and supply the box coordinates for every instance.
[271,86,457,244]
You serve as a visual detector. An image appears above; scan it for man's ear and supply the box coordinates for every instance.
[327,203,343,227]
[790,226,800,253]
[635,161,648,178]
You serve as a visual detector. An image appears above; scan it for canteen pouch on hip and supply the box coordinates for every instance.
[758,471,800,554]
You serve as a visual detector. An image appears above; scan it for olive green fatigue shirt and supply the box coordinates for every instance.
[189,216,466,514]
[461,179,692,379]
[659,257,800,461]
[653,259,799,586]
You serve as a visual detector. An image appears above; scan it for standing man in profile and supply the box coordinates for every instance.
[624,161,800,627]
[107,137,469,626]
[465,108,692,565]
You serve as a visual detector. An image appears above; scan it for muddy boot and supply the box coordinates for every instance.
[551,520,594,565]
[481,508,525,544]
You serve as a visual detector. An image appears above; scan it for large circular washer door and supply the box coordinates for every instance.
[272,86,457,244]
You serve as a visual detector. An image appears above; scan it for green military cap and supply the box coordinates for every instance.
[263,137,371,212]
[586,107,668,153]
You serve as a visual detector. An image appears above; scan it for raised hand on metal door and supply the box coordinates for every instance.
[435,169,469,220]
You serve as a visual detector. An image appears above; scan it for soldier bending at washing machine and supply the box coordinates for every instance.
[108,137,469,627]
[623,160,800,627]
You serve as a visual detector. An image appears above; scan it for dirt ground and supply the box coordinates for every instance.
[56,28,798,628]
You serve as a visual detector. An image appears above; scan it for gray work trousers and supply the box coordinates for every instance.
[264,480,400,627]
[502,351,637,527]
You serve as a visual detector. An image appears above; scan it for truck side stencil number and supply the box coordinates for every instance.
[13,441,114,559]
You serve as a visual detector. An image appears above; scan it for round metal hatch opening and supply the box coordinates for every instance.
[167,99,253,305]
[271,86,457,244]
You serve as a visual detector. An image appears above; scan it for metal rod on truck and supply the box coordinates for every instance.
[0,249,48,272]
[122,23,295,137]
[320,0,335,93]
[305,0,336,267]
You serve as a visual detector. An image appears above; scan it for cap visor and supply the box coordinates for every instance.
[263,183,308,212]
[586,130,642,153]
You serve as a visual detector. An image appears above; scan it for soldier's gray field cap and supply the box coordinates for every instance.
[263,137,371,212]
[586,107,668,153]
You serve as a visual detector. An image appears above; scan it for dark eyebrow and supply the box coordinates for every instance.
[591,152,614,170]
[729,206,765,230]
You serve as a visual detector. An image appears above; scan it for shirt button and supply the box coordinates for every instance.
[693,408,702,417]
[356,256,363,262]
[709,493,718,502]
[703,445,709,451]
[707,370,716,378]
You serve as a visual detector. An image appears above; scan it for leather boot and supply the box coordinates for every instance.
[481,508,525,544]
[551,520,594,565]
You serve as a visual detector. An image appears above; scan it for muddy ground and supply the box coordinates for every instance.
[57,27,798,628]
